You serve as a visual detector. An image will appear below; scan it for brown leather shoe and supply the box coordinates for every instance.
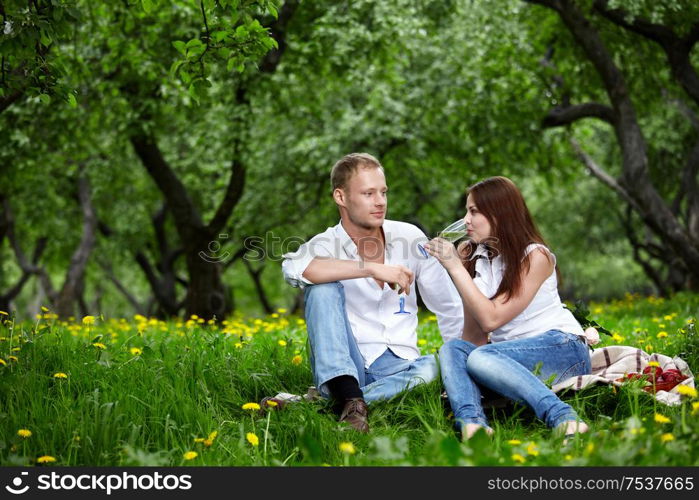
[338,398,369,433]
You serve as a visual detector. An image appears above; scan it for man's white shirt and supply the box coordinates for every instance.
[282,219,464,367]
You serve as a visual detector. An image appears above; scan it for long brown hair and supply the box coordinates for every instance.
[461,176,557,302]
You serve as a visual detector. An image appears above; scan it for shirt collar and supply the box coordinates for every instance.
[335,219,394,259]
[468,243,490,261]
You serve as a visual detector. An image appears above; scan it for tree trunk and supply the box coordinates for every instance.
[184,250,228,319]
[53,175,97,318]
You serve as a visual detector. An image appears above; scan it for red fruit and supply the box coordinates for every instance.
[643,366,663,380]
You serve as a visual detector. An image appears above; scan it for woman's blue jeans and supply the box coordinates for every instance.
[439,331,591,431]
[305,282,438,403]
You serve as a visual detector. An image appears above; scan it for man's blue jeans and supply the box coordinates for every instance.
[304,282,438,403]
[439,331,591,431]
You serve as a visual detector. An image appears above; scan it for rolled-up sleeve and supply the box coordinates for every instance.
[415,247,464,342]
[282,237,334,289]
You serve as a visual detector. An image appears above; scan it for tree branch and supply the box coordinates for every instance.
[569,137,641,212]
[205,156,246,235]
[259,0,300,74]
[542,102,615,127]
[593,0,699,106]
[99,260,147,315]
[130,134,204,240]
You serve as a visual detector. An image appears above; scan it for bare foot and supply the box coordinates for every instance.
[463,423,494,440]
[559,420,589,444]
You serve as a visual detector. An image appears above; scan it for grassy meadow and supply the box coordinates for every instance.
[1,292,698,467]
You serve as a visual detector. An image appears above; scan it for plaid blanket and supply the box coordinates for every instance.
[552,345,695,406]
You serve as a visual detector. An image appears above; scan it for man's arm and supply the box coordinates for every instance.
[303,258,414,294]
[416,256,464,342]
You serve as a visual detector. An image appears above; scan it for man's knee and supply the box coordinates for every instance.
[304,282,343,305]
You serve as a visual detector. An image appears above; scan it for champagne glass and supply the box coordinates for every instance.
[417,219,469,258]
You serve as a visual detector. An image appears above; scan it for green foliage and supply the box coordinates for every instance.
[0,293,697,465]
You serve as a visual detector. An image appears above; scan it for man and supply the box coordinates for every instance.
[280,153,463,432]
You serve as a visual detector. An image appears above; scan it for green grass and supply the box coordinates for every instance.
[0,292,698,466]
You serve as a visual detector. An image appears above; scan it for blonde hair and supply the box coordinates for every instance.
[330,153,383,191]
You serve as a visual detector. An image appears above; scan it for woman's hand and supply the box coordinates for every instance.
[423,237,463,272]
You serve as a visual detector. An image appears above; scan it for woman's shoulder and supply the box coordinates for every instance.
[522,243,556,268]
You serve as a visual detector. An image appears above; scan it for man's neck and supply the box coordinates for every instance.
[340,218,384,243]
[340,218,385,262]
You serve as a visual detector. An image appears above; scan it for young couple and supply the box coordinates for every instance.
[281,153,591,439]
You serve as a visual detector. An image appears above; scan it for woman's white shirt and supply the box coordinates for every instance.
[470,243,584,343]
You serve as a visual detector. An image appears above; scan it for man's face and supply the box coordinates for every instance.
[337,167,387,230]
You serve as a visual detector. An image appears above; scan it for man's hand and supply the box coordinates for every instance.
[369,263,414,294]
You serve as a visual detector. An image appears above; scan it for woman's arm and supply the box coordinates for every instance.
[462,302,488,345]
[424,239,553,333]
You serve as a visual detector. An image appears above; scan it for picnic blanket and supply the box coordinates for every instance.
[552,345,695,406]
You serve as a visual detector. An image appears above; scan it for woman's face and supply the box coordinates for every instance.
[464,193,492,244]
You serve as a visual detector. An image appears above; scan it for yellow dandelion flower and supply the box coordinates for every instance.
[241,402,261,411]
[194,438,205,443]
[82,316,95,325]
[37,455,56,464]
[511,453,526,463]
[8,356,18,362]
[265,400,278,407]
[507,439,521,445]
[565,454,573,460]
[291,355,302,365]
[183,451,198,460]
[203,439,213,447]
[654,413,671,424]
[339,442,356,455]
[129,347,142,356]
[92,342,106,350]
[692,402,699,415]
[663,315,673,321]
[271,313,279,319]
[277,308,287,314]
[648,361,660,367]
[246,433,259,446]
[418,339,427,346]
[645,344,653,352]
[612,333,624,343]
[278,340,287,347]
[41,306,50,313]
[53,372,68,379]
[17,429,32,438]
[676,385,698,398]
[657,331,668,339]
[134,314,147,322]
[207,431,218,441]
[526,442,539,456]
[660,433,674,443]
[585,443,595,454]
[0,310,9,316]
[0,358,6,366]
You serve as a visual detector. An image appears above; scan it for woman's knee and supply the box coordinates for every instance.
[465,348,497,379]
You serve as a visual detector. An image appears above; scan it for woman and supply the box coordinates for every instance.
[424,176,590,440]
